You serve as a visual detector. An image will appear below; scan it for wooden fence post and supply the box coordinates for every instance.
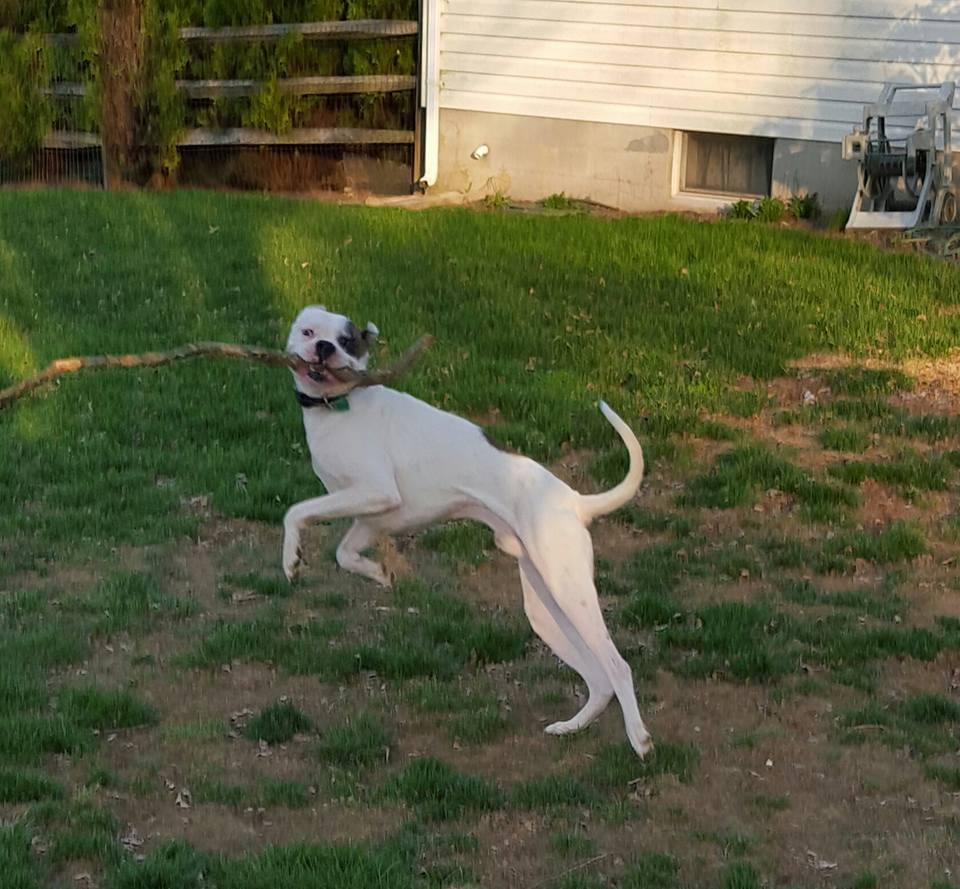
[98,0,144,188]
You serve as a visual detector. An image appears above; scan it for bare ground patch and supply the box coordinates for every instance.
[7,367,960,888]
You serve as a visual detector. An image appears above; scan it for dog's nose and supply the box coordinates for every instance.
[315,340,336,362]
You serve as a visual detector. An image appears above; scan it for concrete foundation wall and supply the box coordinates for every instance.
[771,140,857,214]
[436,109,675,212]
[436,108,858,215]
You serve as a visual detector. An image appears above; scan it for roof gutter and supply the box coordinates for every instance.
[418,0,440,189]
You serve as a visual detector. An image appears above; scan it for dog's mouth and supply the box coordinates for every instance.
[294,359,350,386]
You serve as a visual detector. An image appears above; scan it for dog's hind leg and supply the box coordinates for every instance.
[336,519,391,588]
[520,557,613,734]
[526,514,652,758]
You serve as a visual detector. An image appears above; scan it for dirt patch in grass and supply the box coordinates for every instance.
[106,795,404,856]
[9,362,960,887]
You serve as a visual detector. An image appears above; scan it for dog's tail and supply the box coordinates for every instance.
[578,401,644,524]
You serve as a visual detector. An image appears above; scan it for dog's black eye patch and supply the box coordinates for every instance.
[338,321,369,359]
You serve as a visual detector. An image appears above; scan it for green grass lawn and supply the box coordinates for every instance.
[3,191,960,889]
[2,190,960,571]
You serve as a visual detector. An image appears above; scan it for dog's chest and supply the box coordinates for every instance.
[302,409,382,491]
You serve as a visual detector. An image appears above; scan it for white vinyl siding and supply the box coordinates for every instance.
[439,0,960,143]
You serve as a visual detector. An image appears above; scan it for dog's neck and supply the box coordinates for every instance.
[295,389,350,412]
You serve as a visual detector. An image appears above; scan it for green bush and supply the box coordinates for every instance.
[0,31,53,159]
[2,0,416,176]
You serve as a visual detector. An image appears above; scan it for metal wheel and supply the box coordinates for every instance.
[940,189,959,225]
[858,165,892,209]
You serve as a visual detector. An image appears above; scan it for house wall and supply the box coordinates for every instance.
[434,0,960,211]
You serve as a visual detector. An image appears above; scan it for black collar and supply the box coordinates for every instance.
[295,389,350,411]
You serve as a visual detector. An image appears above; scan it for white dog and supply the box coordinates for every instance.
[283,306,652,757]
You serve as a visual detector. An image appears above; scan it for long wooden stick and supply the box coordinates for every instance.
[0,335,433,410]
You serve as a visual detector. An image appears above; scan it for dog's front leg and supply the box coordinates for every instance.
[283,487,401,581]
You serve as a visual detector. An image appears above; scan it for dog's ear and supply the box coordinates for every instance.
[362,321,379,342]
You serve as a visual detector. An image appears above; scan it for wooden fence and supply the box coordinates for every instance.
[37,17,420,185]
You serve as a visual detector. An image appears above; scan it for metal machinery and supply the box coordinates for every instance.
[841,82,957,230]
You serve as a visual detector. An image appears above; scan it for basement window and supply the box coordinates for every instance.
[679,131,773,198]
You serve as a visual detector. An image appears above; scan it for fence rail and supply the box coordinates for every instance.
[179,127,415,146]
[178,74,417,98]
[45,19,418,47]
[42,132,101,149]
[14,17,421,192]
[45,74,417,100]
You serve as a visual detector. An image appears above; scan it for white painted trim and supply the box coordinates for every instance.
[670,130,684,198]
[419,0,441,188]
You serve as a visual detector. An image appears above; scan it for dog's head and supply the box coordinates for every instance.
[286,305,379,396]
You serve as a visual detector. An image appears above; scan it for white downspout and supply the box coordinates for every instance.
[419,0,440,189]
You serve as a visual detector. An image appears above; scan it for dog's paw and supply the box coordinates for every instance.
[283,556,302,583]
[630,730,654,760]
[544,718,582,736]
[282,536,303,583]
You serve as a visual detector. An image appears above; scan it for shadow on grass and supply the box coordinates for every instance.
[3,193,960,570]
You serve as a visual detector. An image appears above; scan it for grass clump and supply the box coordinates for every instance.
[57,686,158,730]
[828,451,952,495]
[749,793,790,812]
[316,714,390,769]
[67,571,197,635]
[659,601,797,681]
[420,522,494,567]
[355,580,530,680]
[404,680,486,714]
[550,831,597,860]
[817,426,871,453]
[449,706,508,745]
[0,715,91,760]
[543,192,577,210]
[826,521,926,564]
[384,757,503,821]
[780,579,904,621]
[837,693,960,756]
[719,861,763,889]
[0,822,47,889]
[695,830,754,859]
[160,719,224,743]
[179,605,348,675]
[823,367,913,397]
[924,764,960,791]
[679,443,856,521]
[0,769,64,803]
[108,840,206,889]
[892,413,960,442]
[244,701,313,745]
[830,398,898,423]
[622,851,681,889]
[30,799,122,866]
[587,740,699,788]
[184,580,528,682]
[221,571,291,599]
[260,779,312,808]
[614,507,694,538]
[626,560,951,683]
[510,775,595,810]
